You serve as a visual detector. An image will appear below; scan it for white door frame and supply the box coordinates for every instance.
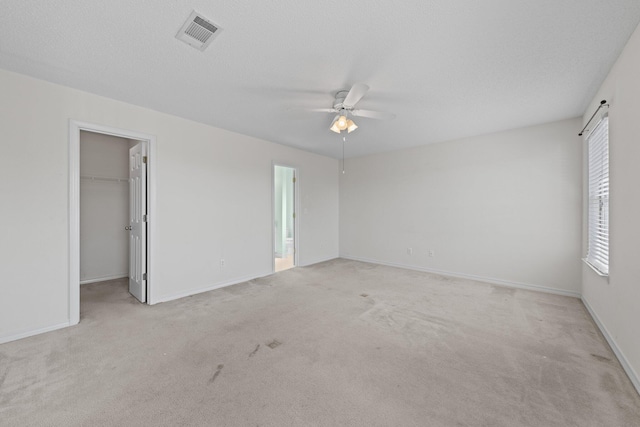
[69,120,157,325]
[271,162,299,272]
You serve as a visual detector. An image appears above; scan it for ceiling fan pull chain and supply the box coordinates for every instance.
[342,135,346,174]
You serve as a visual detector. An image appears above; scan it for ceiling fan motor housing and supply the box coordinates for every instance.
[333,90,350,111]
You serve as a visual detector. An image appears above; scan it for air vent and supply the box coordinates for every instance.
[176,11,222,51]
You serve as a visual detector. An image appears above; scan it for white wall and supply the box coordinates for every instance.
[0,69,339,342]
[581,21,640,391]
[79,131,129,283]
[340,118,583,295]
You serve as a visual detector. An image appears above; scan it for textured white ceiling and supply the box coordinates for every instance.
[1,1,639,158]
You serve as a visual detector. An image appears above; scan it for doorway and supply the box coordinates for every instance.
[273,165,297,272]
[69,121,156,326]
[79,131,147,301]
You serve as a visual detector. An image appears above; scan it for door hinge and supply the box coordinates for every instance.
[293,212,296,219]
[143,214,148,222]
[143,273,147,280]
[292,176,296,183]
[143,156,148,164]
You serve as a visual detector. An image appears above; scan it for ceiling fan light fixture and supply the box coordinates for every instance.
[329,114,358,134]
[337,114,348,130]
[329,114,341,133]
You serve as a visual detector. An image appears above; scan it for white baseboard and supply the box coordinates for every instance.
[339,255,581,298]
[582,296,640,396]
[0,321,71,345]
[152,272,272,305]
[80,274,128,285]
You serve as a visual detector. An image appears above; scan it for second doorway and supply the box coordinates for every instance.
[274,165,296,272]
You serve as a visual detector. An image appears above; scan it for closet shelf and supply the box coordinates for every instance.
[81,175,129,183]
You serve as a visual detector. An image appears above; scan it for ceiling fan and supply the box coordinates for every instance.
[304,83,396,134]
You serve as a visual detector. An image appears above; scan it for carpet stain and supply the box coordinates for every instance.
[209,364,224,384]
[360,293,369,297]
[591,353,612,363]
[266,340,281,349]
[249,344,260,358]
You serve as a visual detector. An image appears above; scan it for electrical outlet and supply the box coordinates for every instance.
[220,259,225,267]
[428,250,434,257]
[407,247,413,255]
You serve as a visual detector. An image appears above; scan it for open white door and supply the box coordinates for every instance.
[129,142,147,302]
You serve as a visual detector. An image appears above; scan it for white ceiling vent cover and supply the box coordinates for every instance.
[176,11,222,51]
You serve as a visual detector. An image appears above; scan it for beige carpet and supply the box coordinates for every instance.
[1,259,639,426]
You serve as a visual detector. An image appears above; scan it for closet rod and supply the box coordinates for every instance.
[80,175,128,183]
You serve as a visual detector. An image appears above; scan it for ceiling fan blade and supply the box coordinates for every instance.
[342,83,369,108]
[351,109,396,120]
[288,107,335,113]
[307,108,336,113]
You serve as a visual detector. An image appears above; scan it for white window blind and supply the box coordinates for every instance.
[586,116,609,276]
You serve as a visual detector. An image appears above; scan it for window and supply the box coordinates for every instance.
[585,115,609,276]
